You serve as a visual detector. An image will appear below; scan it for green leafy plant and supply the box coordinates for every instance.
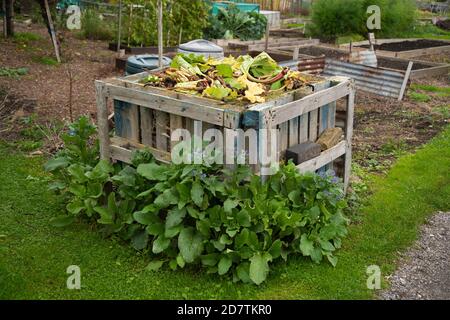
[204,4,267,41]
[0,67,28,77]
[45,119,349,285]
[310,0,416,40]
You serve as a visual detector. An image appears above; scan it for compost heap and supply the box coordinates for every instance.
[140,52,317,104]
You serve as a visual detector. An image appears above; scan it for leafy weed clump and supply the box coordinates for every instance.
[45,117,349,285]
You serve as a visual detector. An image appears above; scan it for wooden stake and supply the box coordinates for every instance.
[44,0,61,63]
[264,18,270,51]
[157,0,163,68]
[2,0,7,38]
[117,0,122,53]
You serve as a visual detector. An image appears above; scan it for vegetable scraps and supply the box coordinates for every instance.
[140,52,317,104]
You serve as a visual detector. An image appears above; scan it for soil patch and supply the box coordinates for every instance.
[361,39,450,52]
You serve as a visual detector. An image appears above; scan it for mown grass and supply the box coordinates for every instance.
[0,125,449,299]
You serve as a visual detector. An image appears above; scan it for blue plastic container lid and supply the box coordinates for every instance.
[126,54,172,69]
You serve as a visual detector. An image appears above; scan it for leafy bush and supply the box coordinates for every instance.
[311,0,416,40]
[80,9,114,41]
[118,0,209,47]
[204,5,267,41]
[45,117,349,285]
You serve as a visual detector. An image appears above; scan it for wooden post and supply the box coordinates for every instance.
[4,0,13,37]
[95,81,111,160]
[343,81,355,192]
[117,0,122,53]
[157,0,163,68]
[264,18,270,51]
[398,61,413,101]
[44,0,61,63]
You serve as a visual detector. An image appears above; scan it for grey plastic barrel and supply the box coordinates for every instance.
[125,54,172,75]
[178,39,224,59]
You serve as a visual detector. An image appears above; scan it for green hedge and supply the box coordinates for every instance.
[310,0,416,40]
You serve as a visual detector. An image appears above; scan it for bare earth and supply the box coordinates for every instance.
[380,212,450,300]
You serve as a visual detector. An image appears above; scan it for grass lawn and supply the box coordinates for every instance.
[1,125,449,299]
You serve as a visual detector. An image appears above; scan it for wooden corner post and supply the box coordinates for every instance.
[95,81,111,161]
[343,80,355,192]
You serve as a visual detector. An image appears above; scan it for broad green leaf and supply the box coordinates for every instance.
[191,181,204,207]
[319,239,335,252]
[196,220,210,237]
[176,255,185,268]
[154,188,178,208]
[94,206,114,224]
[249,253,271,285]
[67,164,87,182]
[131,230,148,250]
[224,199,239,213]
[218,255,232,275]
[216,64,233,78]
[178,227,204,263]
[235,228,249,249]
[68,184,86,197]
[137,163,167,181]
[299,234,314,256]
[146,260,164,271]
[133,211,158,225]
[236,262,252,283]
[165,207,186,229]
[165,225,182,238]
[201,253,219,267]
[326,254,338,267]
[203,86,231,101]
[66,199,84,214]
[152,235,170,254]
[44,157,69,172]
[268,239,282,259]
[310,247,323,263]
[146,222,164,236]
[50,215,75,227]
[236,210,251,227]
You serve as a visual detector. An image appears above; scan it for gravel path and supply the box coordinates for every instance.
[380,211,450,300]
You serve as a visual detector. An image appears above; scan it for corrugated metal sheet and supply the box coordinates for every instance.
[349,50,378,67]
[323,59,405,98]
[297,56,325,74]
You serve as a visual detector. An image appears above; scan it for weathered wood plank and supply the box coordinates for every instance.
[105,83,225,126]
[155,111,169,151]
[110,136,171,164]
[296,140,346,173]
[299,114,308,143]
[308,110,318,142]
[169,114,183,151]
[140,107,154,146]
[288,118,299,147]
[269,80,351,126]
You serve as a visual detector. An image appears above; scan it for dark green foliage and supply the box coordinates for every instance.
[311,0,416,40]
[45,118,348,285]
[118,0,209,47]
[204,5,267,41]
[80,9,114,41]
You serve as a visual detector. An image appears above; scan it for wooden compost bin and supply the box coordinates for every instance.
[95,72,355,190]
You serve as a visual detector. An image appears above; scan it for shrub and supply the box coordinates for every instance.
[204,4,267,41]
[311,0,416,40]
[80,9,114,41]
[45,117,349,285]
[117,0,209,47]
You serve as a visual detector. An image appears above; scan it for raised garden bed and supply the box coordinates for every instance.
[340,39,450,58]
[95,71,355,189]
[275,45,450,79]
